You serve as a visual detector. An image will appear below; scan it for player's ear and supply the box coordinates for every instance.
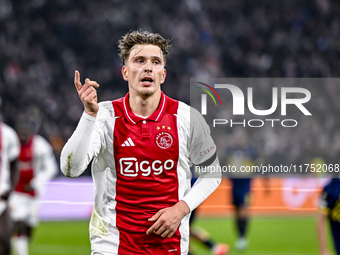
[122,66,128,81]
[161,69,167,84]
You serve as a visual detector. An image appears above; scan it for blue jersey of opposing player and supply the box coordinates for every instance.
[226,144,259,207]
[319,178,340,254]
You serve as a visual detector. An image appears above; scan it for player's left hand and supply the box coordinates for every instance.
[146,200,190,238]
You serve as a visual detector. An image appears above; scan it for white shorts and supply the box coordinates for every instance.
[9,192,39,227]
[91,252,118,255]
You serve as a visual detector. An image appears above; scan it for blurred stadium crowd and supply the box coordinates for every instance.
[1,0,340,175]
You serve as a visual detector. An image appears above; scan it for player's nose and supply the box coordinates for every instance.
[144,61,152,73]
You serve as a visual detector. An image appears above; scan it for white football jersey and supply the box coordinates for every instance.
[0,122,20,197]
[61,92,221,255]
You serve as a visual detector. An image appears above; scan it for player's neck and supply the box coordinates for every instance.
[129,90,162,118]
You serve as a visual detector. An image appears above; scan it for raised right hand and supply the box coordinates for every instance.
[74,70,100,117]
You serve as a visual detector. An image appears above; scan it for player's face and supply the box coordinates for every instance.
[17,126,31,144]
[122,44,166,99]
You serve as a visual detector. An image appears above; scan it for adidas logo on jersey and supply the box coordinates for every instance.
[121,137,135,147]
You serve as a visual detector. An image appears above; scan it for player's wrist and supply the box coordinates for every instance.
[84,108,98,117]
[176,200,190,217]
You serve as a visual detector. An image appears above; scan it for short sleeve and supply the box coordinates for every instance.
[189,107,216,166]
[318,178,340,215]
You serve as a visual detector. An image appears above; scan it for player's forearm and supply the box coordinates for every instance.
[182,177,221,211]
[33,155,58,194]
[60,112,97,177]
[316,212,329,254]
[46,156,59,180]
[182,157,221,211]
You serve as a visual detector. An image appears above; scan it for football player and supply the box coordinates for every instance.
[0,99,20,255]
[60,30,222,255]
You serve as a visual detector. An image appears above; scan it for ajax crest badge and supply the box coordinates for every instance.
[156,132,173,149]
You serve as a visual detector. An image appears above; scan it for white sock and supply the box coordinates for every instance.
[15,236,29,255]
[11,236,18,255]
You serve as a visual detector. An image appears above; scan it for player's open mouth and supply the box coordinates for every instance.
[141,77,154,84]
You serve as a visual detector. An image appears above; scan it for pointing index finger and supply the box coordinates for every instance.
[74,70,82,90]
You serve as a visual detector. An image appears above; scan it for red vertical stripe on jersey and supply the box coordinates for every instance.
[15,136,35,196]
[112,93,181,255]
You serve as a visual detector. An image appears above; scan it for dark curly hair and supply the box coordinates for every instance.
[118,29,171,66]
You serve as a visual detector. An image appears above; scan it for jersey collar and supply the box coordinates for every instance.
[123,92,167,124]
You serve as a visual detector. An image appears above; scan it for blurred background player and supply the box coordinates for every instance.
[0,98,21,255]
[225,128,260,251]
[317,176,340,255]
[189,168,229,255]
[10,117,58,255]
